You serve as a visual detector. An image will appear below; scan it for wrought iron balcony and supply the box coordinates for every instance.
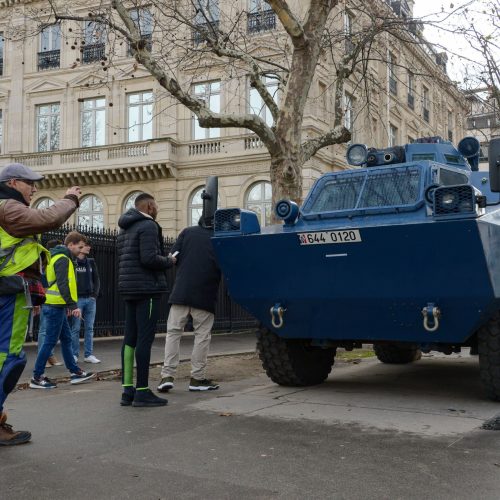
[193,21,220,45]
[82,43,105,64]
[128,33,152,56]
[389,77,397,96]
[423,108,430,122]
[0,58,3,76]
[407,93,414,109]
[247,10,276,33]
[37,50,60,71]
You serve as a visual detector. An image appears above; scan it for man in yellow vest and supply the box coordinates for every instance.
[31,232,96,390]
[0,163,81,446]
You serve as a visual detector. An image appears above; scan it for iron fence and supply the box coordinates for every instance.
[32,225,257,340]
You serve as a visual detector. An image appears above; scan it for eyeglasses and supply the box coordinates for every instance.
[15,179,36,187]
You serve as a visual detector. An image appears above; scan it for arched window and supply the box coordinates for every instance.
[245,181,272,227]
[188,187,204,226]
[188,186,221,226]
[34,197,54,209]
[123,191,144,212]
[77,194,104,229]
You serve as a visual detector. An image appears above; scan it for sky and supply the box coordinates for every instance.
[411,0,498,86]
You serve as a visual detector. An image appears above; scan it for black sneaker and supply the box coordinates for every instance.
[120,387,136,406]
[132,389,168,407]
[29,376,57,389]
[157,376,174,393]
[70,371,96,385]
[188,378,219,391]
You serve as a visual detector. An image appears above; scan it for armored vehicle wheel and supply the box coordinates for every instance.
[373,343,422,364]
[478,315,500,401]
[256,327,335,386]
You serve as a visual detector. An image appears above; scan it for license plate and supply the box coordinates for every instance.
[298,230,362,245]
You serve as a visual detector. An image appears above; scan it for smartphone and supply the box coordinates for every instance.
[172,251,180,257]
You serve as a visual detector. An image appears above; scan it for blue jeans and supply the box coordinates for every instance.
[37,308,56,357]
[70,297,97,358]
[33,305,80,379]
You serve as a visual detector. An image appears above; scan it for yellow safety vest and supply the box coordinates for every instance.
[45,253,78,305]
[0,201,50,277]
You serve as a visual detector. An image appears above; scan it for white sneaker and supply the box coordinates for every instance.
[84,355,101,364]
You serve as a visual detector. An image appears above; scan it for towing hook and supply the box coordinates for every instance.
[422,303,441,332]
[270,303,286,329]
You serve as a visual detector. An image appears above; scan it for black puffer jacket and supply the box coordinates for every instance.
[169,224,221,313]
[117,209,173,298]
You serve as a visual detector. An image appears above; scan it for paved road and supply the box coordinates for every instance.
[3,351,500,499]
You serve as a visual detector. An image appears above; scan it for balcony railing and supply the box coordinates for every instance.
[37,50,60,71]
[0,58,3,76]
[407,93,414,109]
[82,43,105,64]
[389,77,397,95]
[247,10,276,33]
[448,130,453,142]
[193,21,220,44]
[423,108,430,122]
[128,33,152,56]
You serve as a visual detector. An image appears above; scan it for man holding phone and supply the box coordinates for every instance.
[158,213,221,393]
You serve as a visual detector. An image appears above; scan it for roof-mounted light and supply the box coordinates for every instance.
[346,144,368,166]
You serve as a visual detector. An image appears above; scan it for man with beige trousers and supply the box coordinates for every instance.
[158,214,221,392]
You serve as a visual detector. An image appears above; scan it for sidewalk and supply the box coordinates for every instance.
[20,330,258,384]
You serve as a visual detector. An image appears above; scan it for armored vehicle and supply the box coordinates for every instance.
[212,136,500,401]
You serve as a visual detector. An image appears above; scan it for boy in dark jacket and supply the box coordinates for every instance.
[158,216,221,393]
[71,241,101,363]
[117,193,175,407]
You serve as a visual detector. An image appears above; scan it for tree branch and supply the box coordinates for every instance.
[267,0,305,45]
[301,126,351,162]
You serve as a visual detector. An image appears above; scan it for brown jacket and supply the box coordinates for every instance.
[0,197,78,238]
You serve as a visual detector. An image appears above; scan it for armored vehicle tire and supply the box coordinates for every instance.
[373,343,422,364]
[256,327,336,386]
[478,315,500,401]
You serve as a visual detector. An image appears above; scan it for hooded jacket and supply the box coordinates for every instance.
[117,208,173,298]
[45,245,78,309]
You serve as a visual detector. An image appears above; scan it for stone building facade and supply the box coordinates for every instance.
[0,0,468,236]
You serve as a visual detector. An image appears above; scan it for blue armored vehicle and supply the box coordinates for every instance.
[211,136,500,401]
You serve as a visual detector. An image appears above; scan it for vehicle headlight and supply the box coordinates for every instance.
[346,144,368,166]
[441,192,458,206]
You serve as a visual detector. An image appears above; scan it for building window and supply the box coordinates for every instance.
[81,98,106,147]
[249,75,278,127]
[127,92,153,142]
[447,110,453,142]
[34,197,54,209]
[389,124,398,147]
[123,191,144,212]
[248,0,276,34]
[407,71,414,109]
[188,187,221,225]
[423,86,430,123]
[245,181,272,227]
[193,81,220,140]
[128,8,153,55]
[193,0,220,44]
[38,25,61,71]
[188,187,204,226]
[344,10,355,53]
[388,52,397,95]
[83,21,106,64]
[0,32,5,76]
[344,93,355,134]
[37,103,60,152]
[408,136,415,144]
[78,195,104,229]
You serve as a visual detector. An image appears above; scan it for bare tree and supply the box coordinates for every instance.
[17,0,437,204]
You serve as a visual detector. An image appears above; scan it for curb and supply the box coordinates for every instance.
[17,348,257,390]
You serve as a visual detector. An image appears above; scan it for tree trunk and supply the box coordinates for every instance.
[270,152,304,211]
